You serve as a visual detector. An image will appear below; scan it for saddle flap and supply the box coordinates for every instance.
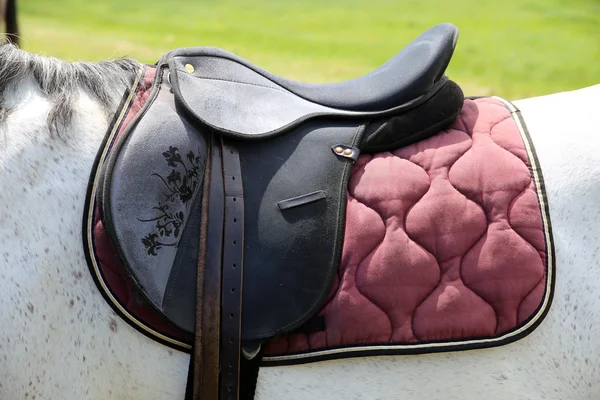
[100,71,208,333]
[167,23,458,137]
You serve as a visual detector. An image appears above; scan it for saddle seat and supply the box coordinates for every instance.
[173,22,457,114]
[99,22,465,399]
[168,23,459,137]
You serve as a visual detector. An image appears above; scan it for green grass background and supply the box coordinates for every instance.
[18,0,600,99]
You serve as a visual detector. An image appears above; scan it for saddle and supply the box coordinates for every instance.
[98,23,464,399]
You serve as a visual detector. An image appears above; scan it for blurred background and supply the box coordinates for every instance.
[11,0,600,99]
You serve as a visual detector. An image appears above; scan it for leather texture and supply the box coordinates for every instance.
[101,71,208,331]
[97,24,464,350]
[197,138,224,399]
[167,23,458,136]
[218,139,245,399]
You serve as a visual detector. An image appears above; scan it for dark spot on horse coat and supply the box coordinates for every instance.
[109,318,118,332]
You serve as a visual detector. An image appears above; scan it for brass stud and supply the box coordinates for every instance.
[334,146,344,154]
[343,148,353,156]
[185,63,195,74]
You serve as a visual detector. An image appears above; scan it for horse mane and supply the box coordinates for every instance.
[0,43,141,134]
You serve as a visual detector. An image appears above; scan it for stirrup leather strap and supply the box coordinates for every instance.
[191,134,245,399]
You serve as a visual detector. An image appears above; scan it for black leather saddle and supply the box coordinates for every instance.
[99,22,464,399]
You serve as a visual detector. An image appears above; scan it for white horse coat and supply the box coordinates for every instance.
[0,52,598,399]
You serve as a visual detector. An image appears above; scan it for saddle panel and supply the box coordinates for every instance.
[167,23,458,137]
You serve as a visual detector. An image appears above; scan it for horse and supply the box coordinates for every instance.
[0,41,598,400]
[1,0,18,46]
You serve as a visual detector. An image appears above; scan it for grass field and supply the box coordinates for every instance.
[18,0,600,99]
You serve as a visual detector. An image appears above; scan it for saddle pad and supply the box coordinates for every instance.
[83,69,554,360]
[262,97,554,364]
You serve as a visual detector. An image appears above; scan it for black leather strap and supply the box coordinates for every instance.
[219,137,245,399]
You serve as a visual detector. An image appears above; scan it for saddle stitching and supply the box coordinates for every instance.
[175,66,293,96]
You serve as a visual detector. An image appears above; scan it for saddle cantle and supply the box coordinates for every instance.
[98,23,464,399]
